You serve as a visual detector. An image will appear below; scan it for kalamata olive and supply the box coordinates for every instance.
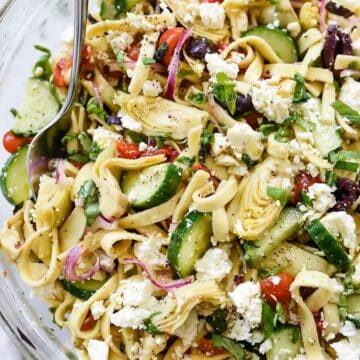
[235,94,253,116]
[185,37,215,60]
[332,177,360,211]
[325,1,354,18]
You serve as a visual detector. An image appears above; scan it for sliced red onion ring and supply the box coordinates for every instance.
[319,0,327,31]
[123,257,192,291]
[91,81,103,109]
[64,245,100,282]
[164,28,193,99]
[55,159,73,187]
[87,215,118,233]
[96,249,116,273]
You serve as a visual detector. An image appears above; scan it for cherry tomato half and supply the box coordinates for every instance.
[293,172,322,204]
[80,313,97,331]
[260,273,294,306]
[2,131,32,154]
[158,27,185,67]
[198,338,226,355]
[116,141,142,159]
[53,57,72,87]
[127,43,142,62]
[193,163,212,176]
[143,147,173,157]
[82,44,95,71]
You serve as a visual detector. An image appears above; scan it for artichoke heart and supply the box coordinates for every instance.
[232,157,293,240]
[163,0,229,42]
[118,95,209,140]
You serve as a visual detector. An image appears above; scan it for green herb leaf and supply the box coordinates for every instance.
[347,315,360,328]
[86,98,107,120]
[242,153,257,168]
[273,302,286,327]
[177,68,196,79]
[176,156,195,165]
[291,326,301,343]
[189,92,207,104]
[325,171,338,187]
[142,57,156,65]
[206,309,228,334]
[332,100,360,125]
[259,123,279,139]
[68,152,89,164]
[274,126,291,143]
[200,123,214,145]
[212,72,237,115]
[116,51,125,70]
[61,132,78,146]
[293,72,311,103]
[124,129,148,144]
[266,186,287,206]
[300,190,312,207]
[115,0,127,13]
[77,180,101,226]
[286,112,315,131]
[262,301,275,338]
[144,312,162,335]
[258,266,287,279]
[10,108,19,118]
[78,131,92,153]
[32,45,52,80]
[155,43,169,62]
[89,141,102,161]
[212,334,246,360]
[329,150,360,172]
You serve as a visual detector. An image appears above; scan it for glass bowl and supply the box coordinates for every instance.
[0,0,77,358]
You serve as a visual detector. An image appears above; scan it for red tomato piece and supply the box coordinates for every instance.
[127,43,142,62]
[193,163,212,176]
[70,160,84,170]
[313,310,324,334]
[169,150,179,162]
[198,338,226,355]
[245,111,262,130]
[158,27,185,67]
[260,273,294,306]
[2,131,32,154]
[82,44,95,71]
[143,147,173,157]
[80,313,97,331]
[293,172,322,204]
[116,141,142,159]
[53,57,72,87]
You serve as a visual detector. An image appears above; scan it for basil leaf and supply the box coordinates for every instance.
[78,131,92,153]
[32,44,52,80]
[89,141,102,161]
[144,312,162,335]
[176,156,195,165]
[142,57,156,65]
[77,180,101,226]
[259,123,279,138]
[212,72,237,115]
[212,334,246,360]
[325,171,338,187]
[300,190,312,207]
[155,42,168,62]
[61,132,78,146]
[266,186,287,206]
[206,309,228,334]
[293,72,311,103]
[68,152,89,164]
[200,123,214,145]
[262,301,275,338]
[86,98,107,120]
[332,100,360,125]
[189,92,207,104]
[273,302,286,327]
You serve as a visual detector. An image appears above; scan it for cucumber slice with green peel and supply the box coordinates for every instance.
[266,326,301,360]
[61,278,108,300]
[0,146,30,205]
[244,207,303,267]
[12,79,60,137]
[168,211,212,278]
[121,163,182,209]
[242,26,298,63]
[305,219,350,271]
[100,0,143,19]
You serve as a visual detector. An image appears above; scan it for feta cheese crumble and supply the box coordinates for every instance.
[251,81,292,124]
[142,80,163,97]
[120,278,154,307]
[92,127,122,149]
[229,281,262,326]
[91,300,106,320]
[199,3,225,30]
[134,238,167,269]
[119,113,143,132]
[331,330,360,360]
[205,53,239,80]
[110,306,151,329]
[87,340,109,360]
[108,32,134,54]
[195,248,233,282]
[307,183,336,214]
[211,133,230,156]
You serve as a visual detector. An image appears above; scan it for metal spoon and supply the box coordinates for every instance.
[27,0,89,197]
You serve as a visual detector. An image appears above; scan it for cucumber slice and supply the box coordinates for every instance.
[305,219,350,271]
[100,0,142,19]
[244,208,303,267]
[313,123,342,157]
[12,79,60,137]
[0,145,30,205]
[61,278,107,300]
[168,211,212,278]
[348,294,360,315]
[242,26,298,63]
[121,163,182,209]
[266,326,301,360]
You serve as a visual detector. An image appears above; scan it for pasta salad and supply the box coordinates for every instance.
[1,0,360,359]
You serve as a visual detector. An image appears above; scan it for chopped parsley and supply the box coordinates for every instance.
[144,312,162,335]
[332,100,360,125]
[293,72,311,103]
[189,92,207,104]
[212,333,246,360]
[142,57,156,65]
[212,72,237,115]
[266,186,287,206]
[32,45,52,80]
[77,180,101,226]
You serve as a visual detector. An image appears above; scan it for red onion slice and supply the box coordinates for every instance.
[91,81,103,109]
[87,215,118,233]
[164,28,193,99]
[319,0,327,31]
[123,257,192,291]
[64,245,100,282]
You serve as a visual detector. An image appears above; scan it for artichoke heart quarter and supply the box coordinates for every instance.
[119,95,209,140]
[232,157,293,240]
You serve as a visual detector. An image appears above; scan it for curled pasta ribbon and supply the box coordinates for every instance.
[226,8,248,39]
[230,157,292,240]
[69,274,118,339]
[290,270,335,360]
[118,188,184,229]
[19,228,63,287]
[152,281,226,333]
[173,170,210,223]
[86,13,177,39]
[193,176,238,212]
[54,292,76,328]
[221,36,284,64]
[163,0,229,42]
[212,207,231,243]
[244,52,263,82]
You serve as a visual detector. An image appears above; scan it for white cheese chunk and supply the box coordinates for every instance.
[205,53,239,80]
[142,80,163,97]
[120,278,154,307]
[134,238,167,269]
[195,248,232,282]
[199,3,225,30]
[307,183,336,214]
[119,113,143,132]
[109,32,134,54]
[211,133,230,156]
[87,340,109,360]
[91,300,106,320]
[110,306,151,329]
[331,331,360,360]
[93,127,122,149]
